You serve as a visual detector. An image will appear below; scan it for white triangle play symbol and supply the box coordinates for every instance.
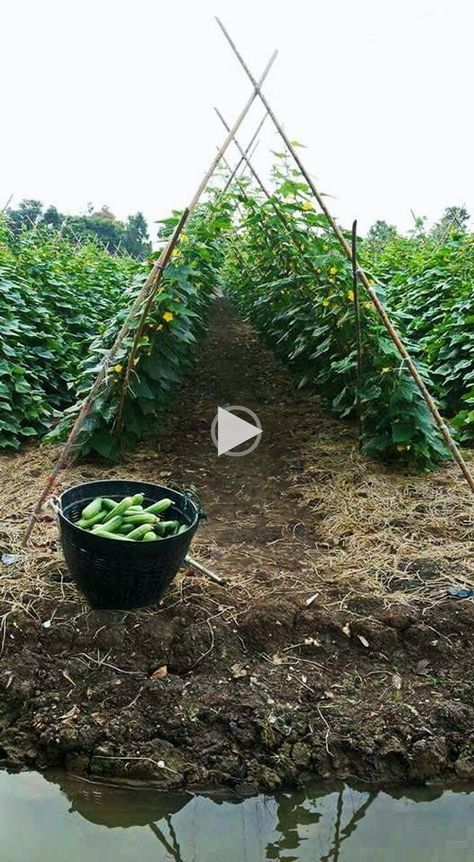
[217,406,262,456]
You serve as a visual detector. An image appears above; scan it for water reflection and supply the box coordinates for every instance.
[1,768,473,862]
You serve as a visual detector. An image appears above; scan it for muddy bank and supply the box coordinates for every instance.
[1,301,474,792]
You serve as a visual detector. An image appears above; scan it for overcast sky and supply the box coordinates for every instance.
[2,0,472,238]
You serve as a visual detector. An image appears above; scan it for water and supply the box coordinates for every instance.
[1,770,473,861]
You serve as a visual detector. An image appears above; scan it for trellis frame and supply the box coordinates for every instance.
[23,49,279,544]
[215,16,474,496]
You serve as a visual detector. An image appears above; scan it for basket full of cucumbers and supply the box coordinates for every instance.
[57,480,202,609]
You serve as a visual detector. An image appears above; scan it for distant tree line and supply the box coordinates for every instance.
[5,199,152,259]
[366,205,471,249]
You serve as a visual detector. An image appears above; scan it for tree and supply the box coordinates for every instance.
[366,220,398,248]
[7,199,44,232]
[433,205,470,239]
[92,205,117,222]
[65,213,124,252]
[42,205,63,228]
[4,198,151,258]
[124,212,151,258]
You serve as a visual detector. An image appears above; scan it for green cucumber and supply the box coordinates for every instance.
[144,498,173,515]
[143,531,158,542]
[117,524,134,535]
[177,523,189,535]
[123,505,144,515]
[123,513,157,526]
[131,493,145,506]
[103,496,133,522]
[127,523,155,541]
[154,519,178,536]
[93,529,133,541]
[77,510,107,530]
[102,498,118,511]
[81,497,103,520]
[92,515,122,533]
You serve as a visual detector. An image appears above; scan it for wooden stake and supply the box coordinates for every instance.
[351,220,363,447]
[216,17,474,495]
[23,50,278,544]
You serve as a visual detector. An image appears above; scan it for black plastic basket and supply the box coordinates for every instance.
[57,480,202,610]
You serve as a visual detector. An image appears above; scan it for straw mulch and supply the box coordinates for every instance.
[1,301,474,789]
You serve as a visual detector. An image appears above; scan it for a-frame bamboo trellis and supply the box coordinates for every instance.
[215,16,474,497]
[22,20,474,546]
[22,49,278,544]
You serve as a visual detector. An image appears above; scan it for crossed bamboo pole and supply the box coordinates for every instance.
[22,49,278,544]
[215,107,326,278]
[216,17,474,496]
[222,110,268,194]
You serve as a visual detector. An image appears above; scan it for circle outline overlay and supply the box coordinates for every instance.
[211,405,262,457]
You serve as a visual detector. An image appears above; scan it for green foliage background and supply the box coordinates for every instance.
[0,220,137,449]
[46,195,234,458]
[221,160,451,470]
[1,164,472,471]
[366,230,474,444]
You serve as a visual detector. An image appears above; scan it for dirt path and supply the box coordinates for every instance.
[1,300,474,791]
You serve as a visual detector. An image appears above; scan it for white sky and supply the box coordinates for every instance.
[2,0,473,238]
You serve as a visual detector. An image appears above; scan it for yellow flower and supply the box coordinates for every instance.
[381,367,390,374]
[347,289,354,301]
[302,200,313,211]
[113,364,123,373]
[330,266,337,275]
[162,311,174,323]
[364,301,372,310]
[322,299,330,307]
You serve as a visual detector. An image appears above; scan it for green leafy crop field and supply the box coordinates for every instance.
[1,172,472,472]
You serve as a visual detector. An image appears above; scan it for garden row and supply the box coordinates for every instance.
[0,222,138,449]
[1,167,472,471]
[222,157,472,469]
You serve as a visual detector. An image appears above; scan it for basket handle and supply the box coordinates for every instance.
[183,488,207,521]
[47,495,61,521]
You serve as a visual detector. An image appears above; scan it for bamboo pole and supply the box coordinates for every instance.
[219,145,289,263]
[222,110,268,194]
[115,209,189,430]
[216,17,474,495]
[1,194,13,214]
[215,106,322,276]
[351,221,363,447]
[22,215,188,545]
[23,50,278,544]
[116,50,277,428]
[186,49,277,214]
[215,106,294,237]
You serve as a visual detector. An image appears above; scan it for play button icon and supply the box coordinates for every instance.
[211,405,262,457]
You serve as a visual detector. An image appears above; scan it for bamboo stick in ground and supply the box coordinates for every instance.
[215,16,474,497]
[351,220,364,447]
